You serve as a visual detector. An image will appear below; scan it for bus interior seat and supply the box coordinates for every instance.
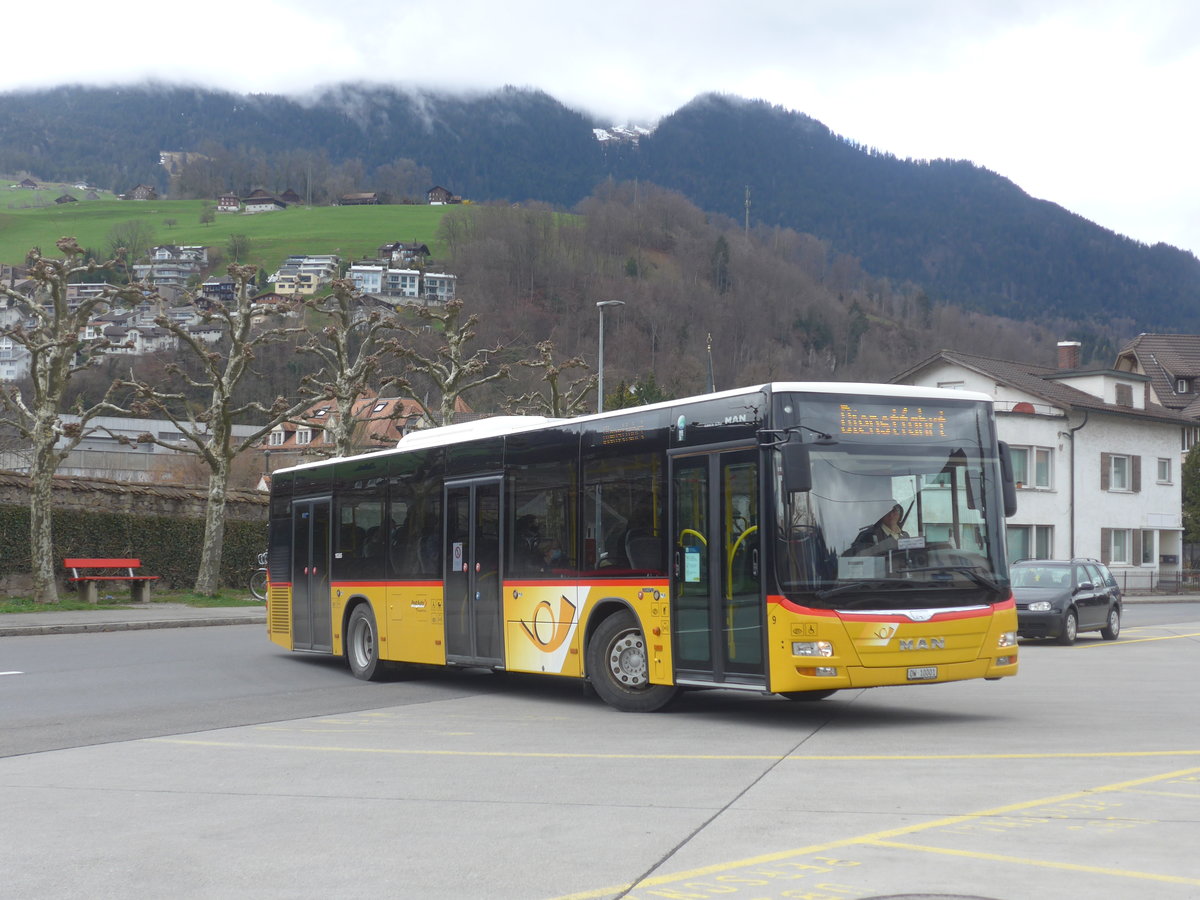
[626,529,662,572]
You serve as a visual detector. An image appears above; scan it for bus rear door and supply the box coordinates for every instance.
[291,497,333,652]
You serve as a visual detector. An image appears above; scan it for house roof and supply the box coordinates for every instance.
[1115,333,1200,411]
[892,348,1194,426]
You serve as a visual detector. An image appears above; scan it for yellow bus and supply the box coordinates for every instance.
[265,382,1019,711]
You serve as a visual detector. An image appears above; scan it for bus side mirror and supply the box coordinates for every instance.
[998,441,1018,518]
[781,443,812,493]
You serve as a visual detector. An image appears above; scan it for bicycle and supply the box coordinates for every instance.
[249,551,268,601]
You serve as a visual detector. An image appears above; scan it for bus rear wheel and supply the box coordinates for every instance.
[586,610,677,712]
[347,604,387,682]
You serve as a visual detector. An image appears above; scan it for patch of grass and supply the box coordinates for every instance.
[0,588,261,613]
[0,199,451,274]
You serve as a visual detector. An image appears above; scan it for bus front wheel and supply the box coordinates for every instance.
[347,604,386,682]
[586,610,677,712]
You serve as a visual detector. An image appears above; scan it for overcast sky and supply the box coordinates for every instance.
[7,1,1198,255]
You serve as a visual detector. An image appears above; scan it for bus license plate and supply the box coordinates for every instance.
[907,666,938,681]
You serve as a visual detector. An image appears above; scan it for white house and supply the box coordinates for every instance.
[423,272,456,303]
[348,263,386,295]
[383,268,421,298]
[893,342,1189,589]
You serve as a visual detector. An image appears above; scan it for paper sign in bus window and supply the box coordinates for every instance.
[684,545,701,582]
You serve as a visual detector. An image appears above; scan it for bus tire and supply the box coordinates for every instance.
[586,609,677,712]
[347,603,386,682]
[778,689,838,701]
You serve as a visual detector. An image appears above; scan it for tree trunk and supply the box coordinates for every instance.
[193,463,229,595]
[29,454,59,604]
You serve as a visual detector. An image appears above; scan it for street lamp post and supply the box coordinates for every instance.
[596,300,625,413]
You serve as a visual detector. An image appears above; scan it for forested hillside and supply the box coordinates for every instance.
[1,83,1196,342]
[431,184,1073,406]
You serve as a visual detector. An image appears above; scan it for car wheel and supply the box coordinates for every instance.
[1101,605,1121,640]
[1057,608,1078,646]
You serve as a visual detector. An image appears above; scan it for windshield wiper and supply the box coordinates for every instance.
[902,566,1002,593]
[815,580,910,601]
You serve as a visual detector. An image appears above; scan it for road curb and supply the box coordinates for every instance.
[0,615,266,638]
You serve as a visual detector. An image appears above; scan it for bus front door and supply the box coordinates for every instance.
[291,497,332,652]
[444,478,504,665]
[670,447,764,687]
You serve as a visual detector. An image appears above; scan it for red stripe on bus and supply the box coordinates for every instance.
[769,593,1012,620]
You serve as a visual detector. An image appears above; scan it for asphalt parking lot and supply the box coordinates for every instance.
[2,613,1199,899]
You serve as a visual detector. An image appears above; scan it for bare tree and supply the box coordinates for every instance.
[393,299,509,427]
[119,265,318,594]
[295,280,407,457]
[0,238,140,602]
[505,340,595,417]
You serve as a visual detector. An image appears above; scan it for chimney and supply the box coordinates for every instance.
[1057,340,1081,370]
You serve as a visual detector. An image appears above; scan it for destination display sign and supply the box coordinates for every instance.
[838,404,949,439]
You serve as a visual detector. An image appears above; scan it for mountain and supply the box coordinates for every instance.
[1,83,1197,335]
[616,94,1200,330]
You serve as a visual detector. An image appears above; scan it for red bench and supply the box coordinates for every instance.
[63,558,159,604]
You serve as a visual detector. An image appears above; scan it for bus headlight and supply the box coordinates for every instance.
[793,640,834,657]
[997,631,1017,648]
[1028,601,1052,611]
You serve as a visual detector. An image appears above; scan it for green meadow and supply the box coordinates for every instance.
[0,190,451,272]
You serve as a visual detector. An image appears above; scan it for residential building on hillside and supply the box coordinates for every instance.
[217,193,240,212]
[426,185,455,204]
[339,192,383,205]
[348,263,386,295]
[132,245,209,291]
[198,277,236,305]
[378,242,430,266]
[349,261,452,304]
[244,196,286,214]
[271,255,340,295]
[893,341,1189,589]
[123,184,158,200]
[383,268,421,298]
[423,271,457,302]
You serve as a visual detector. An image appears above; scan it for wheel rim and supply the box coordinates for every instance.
[1065,613,1077,642]
[607,629,648,688]
[351,616,375,669]
[1109,610,1120,635]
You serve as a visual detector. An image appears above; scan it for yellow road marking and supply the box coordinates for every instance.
[549,766,1200,899]
[865,840,1200,886]
[152,738,1200,763]
[1077,631,1200,648]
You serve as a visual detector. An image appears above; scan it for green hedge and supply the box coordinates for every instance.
[0,504,265,590]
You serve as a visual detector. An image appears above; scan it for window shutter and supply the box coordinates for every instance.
[1132,456,1141,492]
[1131,530,1142,566]
[1100,528,1111,564]
[1100,453,1110,490]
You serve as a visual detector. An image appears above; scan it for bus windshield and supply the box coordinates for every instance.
[772,395,1009,610]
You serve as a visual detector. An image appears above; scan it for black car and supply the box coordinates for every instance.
[1012,559,1122,644]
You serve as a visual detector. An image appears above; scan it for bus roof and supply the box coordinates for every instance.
[273,381,993,475]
